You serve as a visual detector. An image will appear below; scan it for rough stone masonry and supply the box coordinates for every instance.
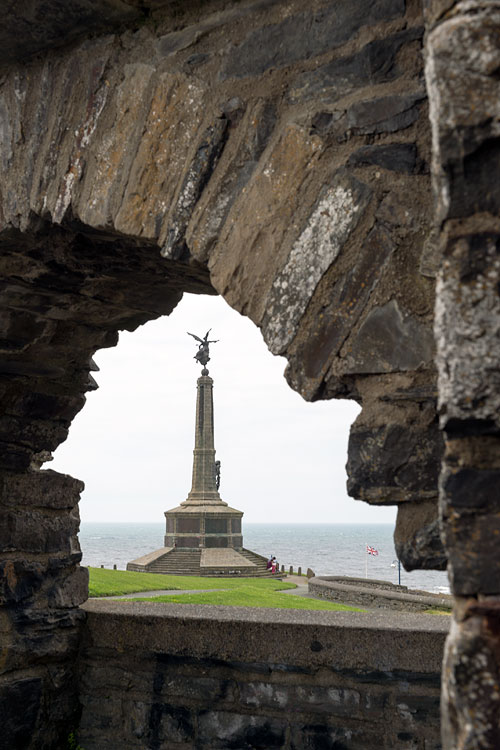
[0,0,498,748]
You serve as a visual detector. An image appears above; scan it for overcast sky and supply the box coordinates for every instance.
[51,293,397,525]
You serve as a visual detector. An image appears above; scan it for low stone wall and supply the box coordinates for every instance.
[78,601,448,749]
[309,576,453,612]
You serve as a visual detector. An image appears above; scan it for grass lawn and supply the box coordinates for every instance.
[87,567,362,612]
[126,589,362,611]
[88,566,295,597]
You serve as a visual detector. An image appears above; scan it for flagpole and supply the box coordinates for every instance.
[365,543,367,579]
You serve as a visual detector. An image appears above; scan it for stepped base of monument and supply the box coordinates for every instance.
[126,546,277,577]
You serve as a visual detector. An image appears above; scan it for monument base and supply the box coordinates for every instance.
[126,546,275,577]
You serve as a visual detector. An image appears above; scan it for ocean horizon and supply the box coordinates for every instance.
[79,521,450,594]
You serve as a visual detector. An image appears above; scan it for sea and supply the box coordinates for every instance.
[80,522,450,594]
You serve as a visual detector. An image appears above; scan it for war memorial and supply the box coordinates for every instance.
[127,332,271,577]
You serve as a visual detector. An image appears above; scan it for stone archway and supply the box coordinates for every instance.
[1,1,447,746]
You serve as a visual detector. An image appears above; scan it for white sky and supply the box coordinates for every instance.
[51,293,397,525]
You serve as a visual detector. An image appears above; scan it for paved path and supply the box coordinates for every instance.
[97,576,313,601]
[105,589,226,599]
[278,576,315,598]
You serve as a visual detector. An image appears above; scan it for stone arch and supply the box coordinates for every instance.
[1,1,446,746]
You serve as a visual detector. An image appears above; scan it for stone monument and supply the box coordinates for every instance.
[127,332,271,576]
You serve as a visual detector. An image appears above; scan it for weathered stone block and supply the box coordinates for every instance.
[162,118,229,260]
[49,565,89,608]
[443,467,500,511]
[262,171,372,355]
[0,559,46,604]
[347,93,425,134]
[443,508,500,595]
[0,469,83,509]
[347,144,418,174]
[395,501,447,571]
[198,709,286,749]
[343,300,435,374]
[0,507,80,554]
[442,607,500,750]
[147,702,194,745]
[290,26,424,104]
[347,419,442,503]
[0,442,33,471]
[221,0,406,78]
[293,223,395,390]
[435,233,500,434]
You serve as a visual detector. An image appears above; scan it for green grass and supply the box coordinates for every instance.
[424,608,452,615]
[88,567,293,597]
[88,567,185,597]
[88,567,362,612]
[126,589,361,611]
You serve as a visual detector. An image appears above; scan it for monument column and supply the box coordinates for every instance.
[185,371,223,505]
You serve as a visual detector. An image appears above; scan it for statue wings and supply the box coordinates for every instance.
[187,329,211,344]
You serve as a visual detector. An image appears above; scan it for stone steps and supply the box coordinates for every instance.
[147,549,201,574]
[238,548,276,576]
[143,546,279,577]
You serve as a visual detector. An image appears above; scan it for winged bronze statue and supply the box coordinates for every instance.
[187,329,219,368]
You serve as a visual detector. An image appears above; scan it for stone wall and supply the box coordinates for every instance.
[79,600,448,749]
[424,1,500,747]
[309,576,453,612]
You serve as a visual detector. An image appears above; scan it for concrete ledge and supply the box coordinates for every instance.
[309,576,453,612]
[81,600,449,673]
[126,547,172,572]
[79,603,449,748]
[200,548,256,568]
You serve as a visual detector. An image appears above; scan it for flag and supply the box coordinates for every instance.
[366,545,379,556]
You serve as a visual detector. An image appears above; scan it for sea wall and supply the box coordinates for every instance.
[79,600,448,749]
[309,576,453,612]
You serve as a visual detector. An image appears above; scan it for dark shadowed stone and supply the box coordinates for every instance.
[395,516,447,572]
[347,143,418,174]
[147,703,194,747]
[221,0,405,78]
[290,723,356,750]
[289,28,423,103]
[0,560,45,604]
[444,510,500,595]
[456,232,500,283]
[343,300,435,374]
[0,442,33,471]
[0,1,140,64]
[443,468,500,510]
[347,92,425,134]
[0,677,41,749]
[347,422,442,501]
[447,137,500,219]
